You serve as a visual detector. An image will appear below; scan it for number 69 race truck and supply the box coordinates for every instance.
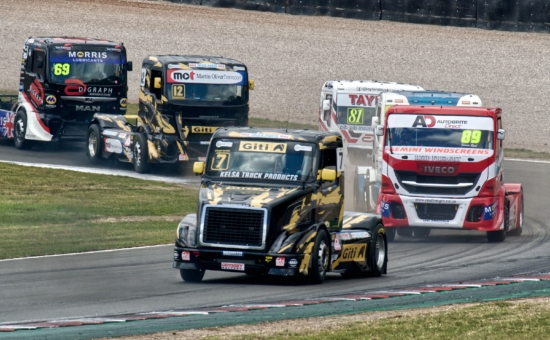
[375,105,523,242]
[7,37,132,149]
[86,55,253,173]
[172,127,388,284]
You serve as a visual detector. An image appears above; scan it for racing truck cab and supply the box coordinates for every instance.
[12,37,132,149]
[377,106,523,242]
[173,127,388,283]
[87,55,253,173]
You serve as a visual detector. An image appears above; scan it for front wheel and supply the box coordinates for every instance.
[133,133,151,173]
[86,124,103,164]
[368,224,388,277]
[180,269,205,282]
[308,231,330,284]
[488,203,508,243]
[508,191,523,236]
[14,110,32,150]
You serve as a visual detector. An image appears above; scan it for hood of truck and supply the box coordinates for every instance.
[199,182,306,208]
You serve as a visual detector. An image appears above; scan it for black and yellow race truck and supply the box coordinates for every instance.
[11,37,132,149]
[173,127,388,284]
[86,55,253,173]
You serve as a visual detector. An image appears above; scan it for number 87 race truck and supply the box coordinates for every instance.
[172,127,388,284]
[375,106,523,242]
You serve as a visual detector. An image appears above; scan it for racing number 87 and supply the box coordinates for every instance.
[461,130,482,144]
[347,108,364,124]
[53,63,70,76]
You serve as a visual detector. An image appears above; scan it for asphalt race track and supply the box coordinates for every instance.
[0,139,549,324]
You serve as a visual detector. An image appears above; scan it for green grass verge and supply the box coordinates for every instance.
[0,162,197,259]
[204,300,550,340]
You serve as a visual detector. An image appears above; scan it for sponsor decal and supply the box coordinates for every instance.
[265,256,273,263]
[340,233,350,240]
[350,232,370,239]
[348,94,377,107]
[192,126,220,134]
[29,78,44,107]
[216,141,233,148]
[338,124,372,131]
[239,142,287,153]
[120,98,127,107]
[76,105,100,112]
[221,262,245,271]
[50,51,123,64]
[381,200,391,218]
[140,68,146,86]
[417,163,458,176]
[340,244,366,261]
[239,133,291,139]
[390,146,490,155]
[181,251,190,261]
[288,258,298,268]
[294,144,312,152]
[333,237,341,251]
[179,154,189,161]
[218,171,299,181]
[188,63,226,70]
[45,95,56,105]
[222,251,243,256]
[0,111,15,138]
[276,257,285,267]
[233,66,245,71]
[124,136,132,147]
[102,130,118,137]
[415,198,457,204]
[168,69,244,85]
[104,138,123,154]
[388,114,493,131]
[483,201,498,221]
[118,133,127,138]
[64,79,87,96]
[198,157,207,161]
[200,141,210,145]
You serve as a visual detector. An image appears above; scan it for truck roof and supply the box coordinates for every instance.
[322,80,423,93]
[382,91,482,106]
[386,105,501,117]
[143,55,246,67]
[26,36,123,47]
[213,127,342,146]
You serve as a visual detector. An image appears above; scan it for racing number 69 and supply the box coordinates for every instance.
[53,63,70,76]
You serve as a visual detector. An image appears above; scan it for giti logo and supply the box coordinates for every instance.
[412,115,436,128]
[45,95,56,105]
[120,98,127,107]
[239,142,287,153]
[191,126,220,134]
[340,244,366,261]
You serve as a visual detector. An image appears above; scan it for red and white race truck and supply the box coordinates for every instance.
[376,106,523,242]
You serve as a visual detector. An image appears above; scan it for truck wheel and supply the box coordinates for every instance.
[397,228,413,237]
[133,133,151,173]
[180,269,205,282]
[386,228,396,242]
[368,223,388,277]
[308,231,329,284]
[487,204,508,242]
[86,124,103,164]
[413,228,431,238]
[14,110,32,150]
[508,191,523,236]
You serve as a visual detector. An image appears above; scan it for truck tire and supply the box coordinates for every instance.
[413,228,431,238]
[86,124,103,164]
[508,191,523,236]
[13,110,32,150]
[386,228,396,242]
[180,269,205,282]
[368,223,388,277]
[487,203,508,243]
[133,133,150,173]
[397,228,413,237]
[308,231,330,284]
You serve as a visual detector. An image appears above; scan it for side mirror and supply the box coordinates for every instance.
[127,61,133,72]
[154,77,161,89]
[497,129,505,140]
[248,79,255,90]
[321,168,336,182]
[322,100,330,111]
[193,161,205,174]
[371,116,379,128]
[375,125,384,136]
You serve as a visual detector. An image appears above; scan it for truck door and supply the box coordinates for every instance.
[23,48,47,111]
[317,147,343,229]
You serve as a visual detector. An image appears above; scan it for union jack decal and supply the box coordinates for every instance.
[0,110,15,139]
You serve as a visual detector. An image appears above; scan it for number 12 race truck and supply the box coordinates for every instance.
[87,55,253,173]
[376,106,523,242]
[5,37,132,149]
[172,127,388,284]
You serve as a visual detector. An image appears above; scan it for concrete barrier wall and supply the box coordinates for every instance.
[166,0,550,32]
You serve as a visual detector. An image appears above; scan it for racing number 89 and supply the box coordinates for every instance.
[347,108,364,124]
[210,153,230,170]
[53,63,70,76]
[461,130,482,144]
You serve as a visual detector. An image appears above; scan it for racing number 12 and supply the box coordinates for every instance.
[172,85,185,99]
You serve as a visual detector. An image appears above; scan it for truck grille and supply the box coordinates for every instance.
[200,205,267,249]
[395,171,481,195]
[415,203,458,220]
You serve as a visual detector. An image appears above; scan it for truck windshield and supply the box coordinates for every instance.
[168,84,245,105]
[336,106,376,126]
[386,114,494,150]
[206,139,316,182]
[48,49,126,85]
